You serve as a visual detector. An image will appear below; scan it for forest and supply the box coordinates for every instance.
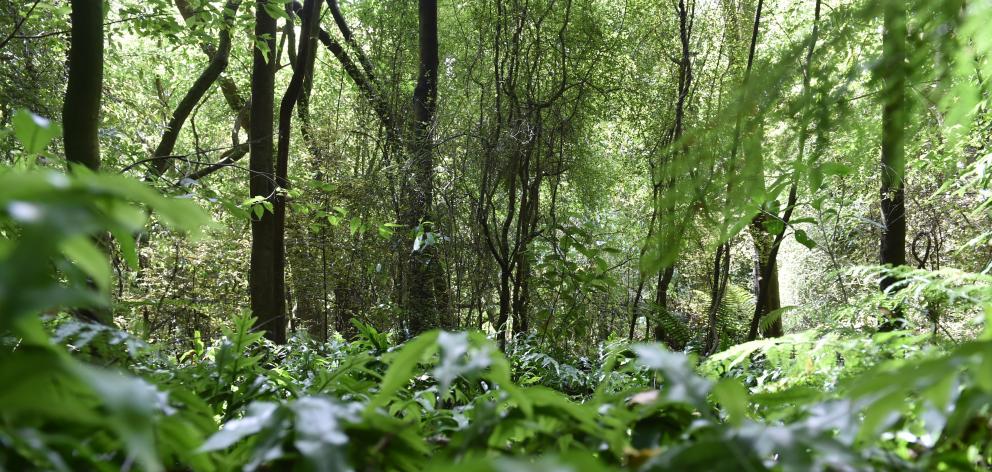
[1,0,992,469]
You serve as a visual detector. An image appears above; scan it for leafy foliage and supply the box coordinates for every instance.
[3,0,992,470]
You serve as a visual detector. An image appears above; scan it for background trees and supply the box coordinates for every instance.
[5,0,992,469]
[1,0,990,354]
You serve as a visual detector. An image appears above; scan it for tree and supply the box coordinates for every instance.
[877,0,908,331]
[272,0,321,343]
[310,0,450,336]
[745,0,822,341]
[170,0,251,182]
[399,0,442,335]
[653,0,696,344]
[63,0,103,172]
[475,0,585,349]
[63,0,112,326]
[249,1,284,344]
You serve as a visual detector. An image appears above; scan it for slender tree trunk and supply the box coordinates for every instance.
[497,268,511,351]
[64,0,102,172]
[747,0,821,340]
[64,0,113,326]
[653,267,675,341]
[400,0,441,336]
[749,225,782,336]
[654,0,694,344]
[272,0,320,342]
[704,242,730,354]
[630,189,659,341]
[878,0,908,331]
[174,0,249,127]
[249,1,284,343]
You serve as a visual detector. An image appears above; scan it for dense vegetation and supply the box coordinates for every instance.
[2,0,992,470]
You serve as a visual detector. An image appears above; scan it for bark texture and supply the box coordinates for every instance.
[64,0,113,326]
[63,0,103,172]
[273,0,321,342]
[400,0,442,336]
[249,1,284,343]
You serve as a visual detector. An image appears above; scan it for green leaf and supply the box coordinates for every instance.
[111,228,139,270]
[255,37,271,63]
[713,378,748,426]
[201,401,280,451]
[292,397,359,472]
[808,167,823,192]
[639,246,662,278]
[60,235,111,291]
[820,162,852,177]
[759,306,797,331]
[794,229,817,249]
[762,218,785,235]
[263,2,289,20]
[72,364,165,472]
[12,110,61,155]
[369,331,439,410]
[632,344,711,409]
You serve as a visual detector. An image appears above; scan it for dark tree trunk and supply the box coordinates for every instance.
[64,0,112,326]
[653,266,675,342]
[512,255,531,334]
[400,0,441,337]
[704,243,730,354]
[63,0,103,172]
[272,0,320,342]
[174,0,249,120]
[630,190,659,341]
[749,225,782,337]
[653,0,693,344]
[249,1,284,344]
[878,0,908,331]
[511,177,539,335]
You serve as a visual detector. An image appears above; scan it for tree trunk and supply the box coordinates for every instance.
[400,0,442,337]
[704,243,730,354]
[249,1,284,344]
[706,0,763,351]
[746,0,821,341]
[63,0,102,172]
[749,224,782,336]
[272,0,320,343]
[653,266,675,341]
[878,0,908,332]
[653,0,694,345]
[174,0,250,132]
[497,268,511,351]
[64,0,113,326]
